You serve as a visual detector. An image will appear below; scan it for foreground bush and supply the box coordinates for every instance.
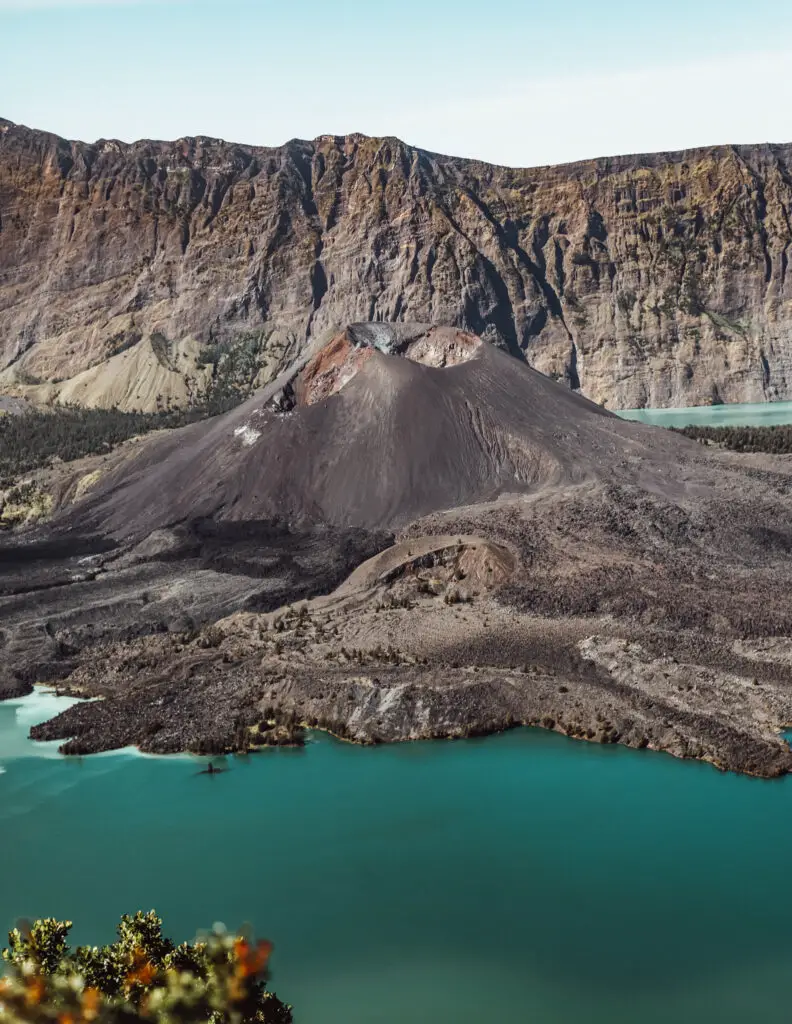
[0,912,291,1024]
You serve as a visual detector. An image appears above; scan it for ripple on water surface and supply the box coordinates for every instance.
[2,691,792,1024]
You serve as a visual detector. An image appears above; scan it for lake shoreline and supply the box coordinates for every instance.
[5,676,792,782]
[6,400,792,782]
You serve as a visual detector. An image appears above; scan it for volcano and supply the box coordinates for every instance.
[4,324,792,778]
[71,323,694,539]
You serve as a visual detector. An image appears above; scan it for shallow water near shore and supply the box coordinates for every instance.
[3,692,792,1023]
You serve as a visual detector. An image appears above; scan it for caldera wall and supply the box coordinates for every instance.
[1,118,791,410]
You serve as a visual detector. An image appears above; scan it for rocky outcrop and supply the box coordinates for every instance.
[2,117,792,409]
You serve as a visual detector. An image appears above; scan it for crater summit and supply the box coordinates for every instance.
[291,325,484,407]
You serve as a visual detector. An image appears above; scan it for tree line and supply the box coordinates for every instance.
[674,424,792,454]
[0,397,241,489]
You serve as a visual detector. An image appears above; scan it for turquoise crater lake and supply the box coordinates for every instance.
[616,399,792,428]
[3,691,792,1024]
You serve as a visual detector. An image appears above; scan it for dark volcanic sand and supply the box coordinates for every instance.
[4,324,792,776]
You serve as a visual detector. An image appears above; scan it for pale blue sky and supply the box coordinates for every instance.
[2,0,792,166]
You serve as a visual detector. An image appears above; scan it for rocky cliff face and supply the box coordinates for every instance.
[2,116,791,410]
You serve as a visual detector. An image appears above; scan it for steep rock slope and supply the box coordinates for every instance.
[2,117,792,409]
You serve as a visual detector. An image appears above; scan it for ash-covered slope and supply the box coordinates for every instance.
[2,117,792,410]
[69,324,690,539]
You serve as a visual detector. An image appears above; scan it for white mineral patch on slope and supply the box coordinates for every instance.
[233,424,262,446]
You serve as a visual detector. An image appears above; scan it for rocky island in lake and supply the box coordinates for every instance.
[2,317,792,777]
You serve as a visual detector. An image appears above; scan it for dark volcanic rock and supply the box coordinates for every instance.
[0,517,390,689]
[60,325,692,539]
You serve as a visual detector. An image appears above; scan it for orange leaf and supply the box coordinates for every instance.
[81,987,101,1021]
[25,977,45,1007]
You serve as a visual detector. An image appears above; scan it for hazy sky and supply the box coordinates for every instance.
[3,0,792,166]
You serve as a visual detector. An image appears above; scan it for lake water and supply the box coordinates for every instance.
[3,690,792,1024]
[617,400,792,428]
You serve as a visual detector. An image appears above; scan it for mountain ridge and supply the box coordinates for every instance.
[2,117,792,410]
[5,114,792,174]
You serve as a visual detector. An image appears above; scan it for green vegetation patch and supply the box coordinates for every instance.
[0,911,291,1023]
[0,398,244,490]
[675,424,792,455]
[197,331,270,405]
[0,481,53,527]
